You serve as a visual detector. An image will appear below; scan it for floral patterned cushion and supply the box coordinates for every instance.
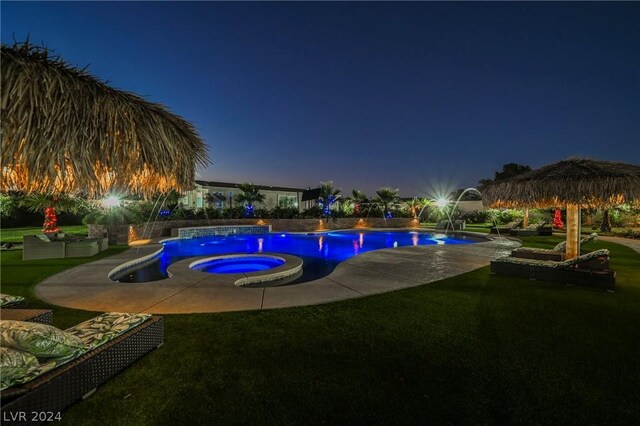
[0,347,40,390]
[0,293,25,307]
[556,249,609,268]
[0,313,153,390]
[65,312,152,351]
[553,232,598,252]
[0,320,84,357]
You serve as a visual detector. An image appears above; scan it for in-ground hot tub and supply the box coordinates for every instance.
[192,256,285,274]
[189,254,303,287]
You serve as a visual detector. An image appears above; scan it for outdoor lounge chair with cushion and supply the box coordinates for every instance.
[490,249,615,291]
[511,232,599,261]
[509,220,552,237]
[1,313,164,422]
[489,219,523,234]
[0,294,27,309]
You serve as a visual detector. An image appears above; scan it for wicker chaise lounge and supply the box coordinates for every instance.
[491,249,615,291]
[511,232,599,261]
[489,219,523,235]
[1,314,164,423]
[0,294,27,309]
[509,220,553,236]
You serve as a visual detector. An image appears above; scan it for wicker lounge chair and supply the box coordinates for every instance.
[511,232,599,261]
[0,309,53,325]
[489,219,523,235]
[509,220,552,236]
[0,294,27,309]
[491,249,615,291]
[1,314,164,421]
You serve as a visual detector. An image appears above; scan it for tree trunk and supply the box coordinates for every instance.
[600,209,612,232]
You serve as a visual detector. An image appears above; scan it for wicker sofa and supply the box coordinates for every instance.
[22,235,106,260]
[1,315,164,423]
[491,249,615,291]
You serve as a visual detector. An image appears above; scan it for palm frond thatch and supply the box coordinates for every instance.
[482,158,640,209]
[1,42,210,197]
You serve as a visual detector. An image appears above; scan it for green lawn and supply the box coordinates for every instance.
[1,236,639,424]
[1,225,89,243]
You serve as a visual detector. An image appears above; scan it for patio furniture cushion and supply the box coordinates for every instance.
[555,249,609,269]
[0,313,154,391]
[553,232,598,252]
[0,294,25,308]
[0,320,84,358]
[65,312,152,351]
[0,347,40,390]
[34,234,50,242]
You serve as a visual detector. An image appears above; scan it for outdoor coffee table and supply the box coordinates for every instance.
[0,309,53,325]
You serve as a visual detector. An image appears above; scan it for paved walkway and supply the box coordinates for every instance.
[598,235,640,254]
[35,235,520,314]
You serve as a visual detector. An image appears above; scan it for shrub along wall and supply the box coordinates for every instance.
[89,218,418,245]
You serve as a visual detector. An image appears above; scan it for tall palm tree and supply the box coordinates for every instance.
[375,187,400,218]
[318,181,341,217]
[234,183,265,216]
[351,189,367,214]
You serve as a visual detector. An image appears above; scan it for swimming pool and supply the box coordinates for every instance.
[112,230,483,283]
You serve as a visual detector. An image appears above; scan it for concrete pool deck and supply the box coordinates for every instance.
[35,234,521,314]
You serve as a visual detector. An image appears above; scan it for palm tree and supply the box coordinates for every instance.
[234,183,265,216]
[318,181,341,217]
[405,197,431,218]
[374,187,400,218]
[351,189,367,215]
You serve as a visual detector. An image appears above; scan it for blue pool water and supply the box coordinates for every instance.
[113,230,482,283]
[194,257,285,274]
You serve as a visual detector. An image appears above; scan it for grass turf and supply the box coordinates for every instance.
[0,225,89,243]
[1,236,639,424]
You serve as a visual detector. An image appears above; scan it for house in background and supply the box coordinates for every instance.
[180,180,313,211]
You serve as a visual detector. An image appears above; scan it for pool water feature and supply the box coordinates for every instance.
[112,230,483,283]
[193,256,285,274]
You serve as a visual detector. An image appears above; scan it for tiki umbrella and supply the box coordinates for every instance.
[482,158,640,259]
[1,42,210,198]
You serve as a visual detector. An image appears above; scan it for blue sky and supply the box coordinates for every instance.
[2,1,639,197]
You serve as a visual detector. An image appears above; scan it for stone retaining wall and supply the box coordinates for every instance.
[89,217,418,245]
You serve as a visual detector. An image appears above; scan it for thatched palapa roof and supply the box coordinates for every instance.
[1,43,210,197]
[482,158,640,209]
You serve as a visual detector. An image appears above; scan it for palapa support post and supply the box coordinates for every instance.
[566,204,580,259]
[523,207,529,228]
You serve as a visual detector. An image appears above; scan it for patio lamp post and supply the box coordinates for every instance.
[482,158,640,260]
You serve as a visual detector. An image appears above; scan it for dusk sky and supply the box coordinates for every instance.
[2,2,639,197]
